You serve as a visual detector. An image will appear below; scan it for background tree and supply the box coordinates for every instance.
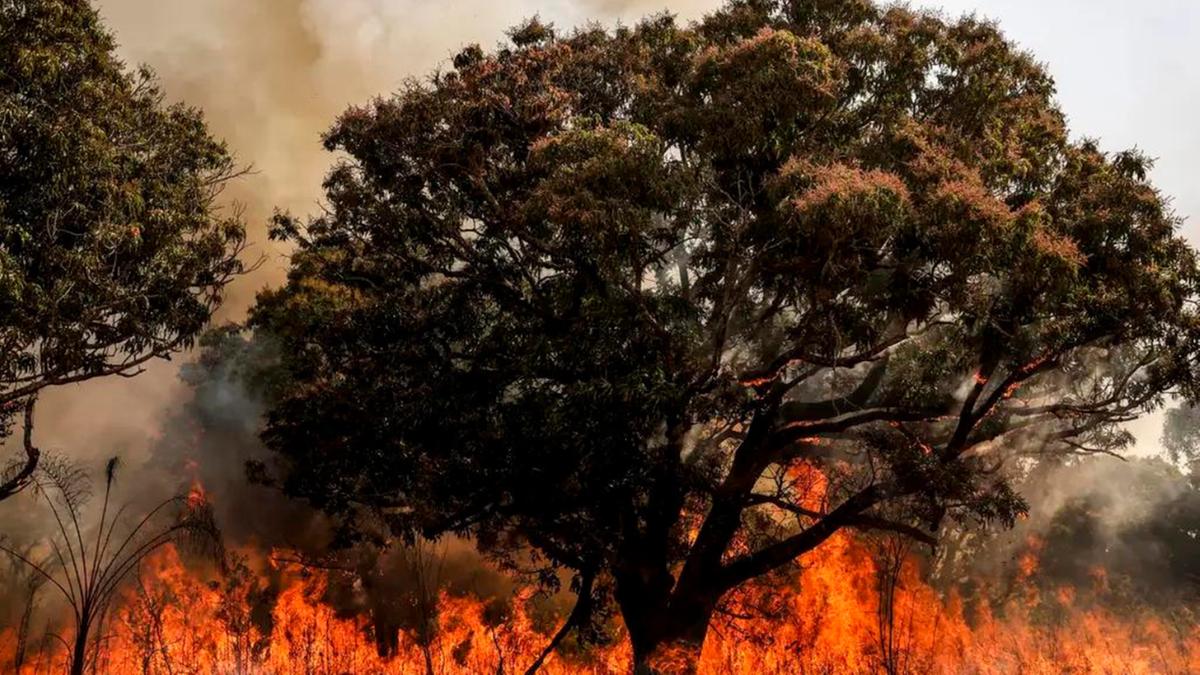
[246,0,1200,670]
[0,0,247,499]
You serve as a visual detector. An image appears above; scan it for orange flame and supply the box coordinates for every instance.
[4,529,1198,674]
[4,477,1199,675]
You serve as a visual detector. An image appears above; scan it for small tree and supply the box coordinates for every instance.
[246,1,1200,670]
[0,0,248,499]
[0,459,221,675]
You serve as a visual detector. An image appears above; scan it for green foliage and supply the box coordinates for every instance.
[1163,404,1200,465]
[240,0,1200,657]
[0,1,246,435]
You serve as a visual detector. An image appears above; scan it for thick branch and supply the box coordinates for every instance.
[776,358,890,423]
[768,406,949,454]
[745,493,937,548]
[743,333,905,395]
[523,568,595,675]
[0,397,40,502]
[718,484,884,590]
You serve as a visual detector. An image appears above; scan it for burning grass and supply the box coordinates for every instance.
[4,528,1198,674]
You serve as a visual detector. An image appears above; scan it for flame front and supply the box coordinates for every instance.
[4,527,1197,675]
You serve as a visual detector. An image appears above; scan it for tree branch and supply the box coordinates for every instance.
[718,484,884,590]
[522,568,595,675]
[768,406,950,453]
[0,397,40,501]
[744,493,937,548]
[776,358,890,423]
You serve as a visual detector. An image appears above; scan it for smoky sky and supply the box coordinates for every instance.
[23,0,1200,471]
[27,0,720,468]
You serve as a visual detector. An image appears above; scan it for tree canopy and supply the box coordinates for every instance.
[0,0,246,498]
[247,0,1200,669]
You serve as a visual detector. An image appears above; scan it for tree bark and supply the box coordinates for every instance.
[69,621,89,675]
[627,606,714,675]
[618,578,719,675]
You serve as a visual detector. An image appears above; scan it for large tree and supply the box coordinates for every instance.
[0,0,246,499]
[248,0,1200,670]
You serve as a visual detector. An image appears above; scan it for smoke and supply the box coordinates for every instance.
[932,455,1200,612]
[5,0,719,488]
[3,0,726,642]
[95,0,722,316]
[91,0,719,561]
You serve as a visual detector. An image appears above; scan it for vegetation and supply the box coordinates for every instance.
[0,0,247,499]
[0,459,221,675]
[242,0,1200,671]
[3,0,1199,672]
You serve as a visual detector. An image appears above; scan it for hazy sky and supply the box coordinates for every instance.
[37,0,1197,462]
[920,0,1200,243]
[94,0,1200,255]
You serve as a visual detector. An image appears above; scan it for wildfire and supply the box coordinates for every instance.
[4,527,1198,674]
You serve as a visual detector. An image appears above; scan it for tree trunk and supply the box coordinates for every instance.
[624,597,717,675]
[632,637,706,675]
[69,622,90,675]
